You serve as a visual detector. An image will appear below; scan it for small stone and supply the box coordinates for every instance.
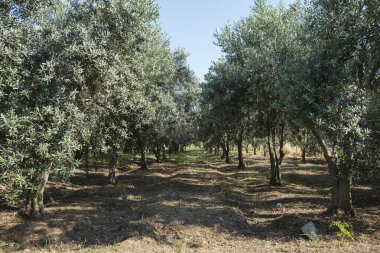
[301,222,319,241]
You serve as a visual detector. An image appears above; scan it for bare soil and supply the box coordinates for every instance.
[0,151,379,252]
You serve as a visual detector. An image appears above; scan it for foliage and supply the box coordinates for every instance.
[199,0,380,213]
[329,221,354,242]
[0,0,200,213]
[0,1,85,207]
[171,153,188,165]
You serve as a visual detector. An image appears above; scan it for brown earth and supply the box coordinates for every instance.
[0,151,379,252]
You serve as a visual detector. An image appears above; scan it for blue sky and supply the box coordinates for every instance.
[156,0,294,81]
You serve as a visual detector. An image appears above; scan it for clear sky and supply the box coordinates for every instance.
[156,0,294,81]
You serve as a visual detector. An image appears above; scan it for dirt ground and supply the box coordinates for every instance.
[0,151,379,252]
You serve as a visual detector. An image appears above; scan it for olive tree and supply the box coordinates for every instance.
[0,1,85,217]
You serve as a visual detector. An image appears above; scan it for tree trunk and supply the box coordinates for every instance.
[108,148,118,184]
[20,169,50,218]
[267,133,280,186]
[162,144,166,160]
[301,148,306,163]
[221,142,226,159]
[237,131,245,169]
[156,147,161,163]
[225,140,231,164]
[153,147,161,163]
[245,144,249,153]
[140,146,148,170]
[268,125,284,186]
[310,125,355,216]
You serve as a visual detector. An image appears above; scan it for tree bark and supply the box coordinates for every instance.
[108,148,118,184]
[301,147,306,163]
[220,142,226,159]
[225,140,231,164]
[140,146,148,170]
[253,138,257,155]
[268,133,280,186]
[268,124,284,186]
[20,169,50,218]
[237,130,245,169]
[310,125,355,216]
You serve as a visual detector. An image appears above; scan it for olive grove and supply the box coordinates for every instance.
[0,0,379,220]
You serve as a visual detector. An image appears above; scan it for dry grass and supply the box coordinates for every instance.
[0,150,379,252]
[283,144,302,156]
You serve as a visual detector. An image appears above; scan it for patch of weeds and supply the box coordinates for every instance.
[329,221,354,242]
[198,152,215,162]
[302,231,322,241]
[257,161,270,167]
[0,241,9,250]
[177,235,186,253]
[222,187,235,198]
[171,153,188,164]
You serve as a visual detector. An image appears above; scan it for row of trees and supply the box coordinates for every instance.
[199,0,379,216]
[0,0,199,218]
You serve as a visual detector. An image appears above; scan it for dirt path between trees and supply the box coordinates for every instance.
[1,151,379,252]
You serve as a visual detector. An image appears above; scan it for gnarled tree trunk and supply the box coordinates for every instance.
[20,169,50,219]
[268,124,285,186]
[310,126,355,216]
